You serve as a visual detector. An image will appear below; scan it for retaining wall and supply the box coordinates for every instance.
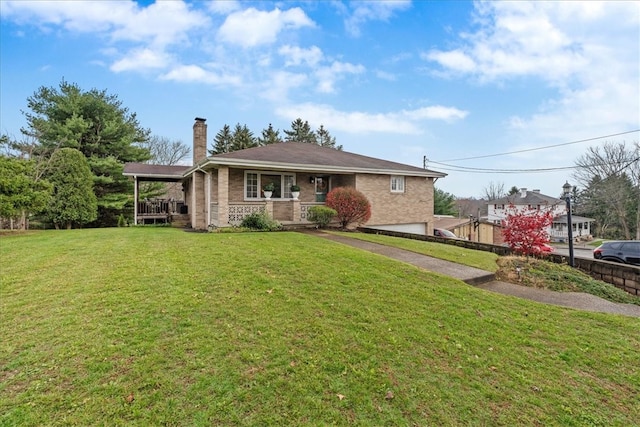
[358,227,640,296]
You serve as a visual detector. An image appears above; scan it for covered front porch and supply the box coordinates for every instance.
[211,200,326,227]
[550,214,595,242]
[122,163,191,226]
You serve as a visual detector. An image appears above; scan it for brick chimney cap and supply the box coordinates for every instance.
[195,117,207,122]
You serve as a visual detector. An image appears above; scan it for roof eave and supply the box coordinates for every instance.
[123,172,185,180]
[183,157,446,178]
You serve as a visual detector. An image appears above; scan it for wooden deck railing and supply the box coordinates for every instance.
[137,199,183,217]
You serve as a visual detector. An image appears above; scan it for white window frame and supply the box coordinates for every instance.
[244,171,296,200]
[390,175,405,193]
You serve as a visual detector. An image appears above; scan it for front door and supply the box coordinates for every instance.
[314,176,329,202]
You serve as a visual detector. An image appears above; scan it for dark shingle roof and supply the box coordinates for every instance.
[123,163,189,180]
[203,143,445,177]
[489,191,561,205]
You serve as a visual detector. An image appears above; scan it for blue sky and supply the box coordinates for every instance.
[1,1,638,198]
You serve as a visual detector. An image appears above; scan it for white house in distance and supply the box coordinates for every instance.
[487,188,595,242]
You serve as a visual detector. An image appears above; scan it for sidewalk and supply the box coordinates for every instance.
[305,230,640,318]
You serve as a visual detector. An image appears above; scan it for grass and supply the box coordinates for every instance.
[496,256,640,306]
[329,231,500,272]
[1,228,639,426]
[330,231,640,306]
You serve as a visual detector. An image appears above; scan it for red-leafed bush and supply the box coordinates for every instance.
[325,187,371,229]
[502,203,554,256]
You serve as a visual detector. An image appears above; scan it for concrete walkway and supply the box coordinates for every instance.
[306,230,640,318]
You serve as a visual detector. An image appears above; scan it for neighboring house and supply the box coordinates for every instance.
[433,215,505,245]
[124,118,446,233]
[487,188,594,242]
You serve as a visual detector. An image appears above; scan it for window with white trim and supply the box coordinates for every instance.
[390,175,405,193]
[245,171,296,200]
[246,172,258,198]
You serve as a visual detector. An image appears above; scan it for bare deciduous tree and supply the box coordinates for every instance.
[482,181,505,202]
[573,141,639,239]
[142,135,190,165]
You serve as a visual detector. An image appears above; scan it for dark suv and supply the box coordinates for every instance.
[593,241,640,265]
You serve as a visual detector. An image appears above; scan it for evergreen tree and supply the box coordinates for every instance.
[44,148,97,229]
[258,123,282,145]
[209,124,233,155]
[316,124,342,150]
[434,187,457,216]
[20,79,150,226]
[0,156,51,229]
[230,123,258,151]
[507,186,519,196]
[284,118,316,144]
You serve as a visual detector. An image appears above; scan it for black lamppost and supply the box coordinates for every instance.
[562,181,575,267]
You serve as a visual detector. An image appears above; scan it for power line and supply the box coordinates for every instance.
[434,130,640,162]
[429,158,638,174]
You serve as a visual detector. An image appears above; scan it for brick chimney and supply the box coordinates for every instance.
[519,188,527,198]
[193,117,207,164]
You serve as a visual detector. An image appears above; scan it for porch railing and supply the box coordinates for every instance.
[210,201,325,227]
[137,199,183,217]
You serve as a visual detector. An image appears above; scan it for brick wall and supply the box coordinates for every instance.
[193,118,207,164]
[355,174,434,230]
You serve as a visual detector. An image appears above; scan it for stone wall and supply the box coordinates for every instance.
[359,227,640,296]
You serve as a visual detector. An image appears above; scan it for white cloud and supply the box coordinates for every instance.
[279,45,323,67]
[1,1,208,47]
[206,0,241,15]
[427,1,638,84]
[276,103,467,135]
[314,61,365,93]
[343,1,411,37]
[423,49,475,73]
[159,64,242,86]
[217,7,315,48]
[259,71,308,102]
[111,48,171,72]
[427,1,639,147]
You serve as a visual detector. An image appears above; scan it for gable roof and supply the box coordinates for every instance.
[489,191,562,206]
[191,143,446,178]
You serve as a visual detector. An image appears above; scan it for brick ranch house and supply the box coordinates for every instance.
[124,117,446,233]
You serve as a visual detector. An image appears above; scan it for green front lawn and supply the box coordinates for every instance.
[1,228,638,425]
[329,231,500,272]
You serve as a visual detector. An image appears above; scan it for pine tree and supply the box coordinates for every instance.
[230,123,258,151]
[209,124,233,155]
[44,148,97,229]
[20,79,150,226]
[258,123,282,145]
[316,124,342,150]
[283,118,316,144]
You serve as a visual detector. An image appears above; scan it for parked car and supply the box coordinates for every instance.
[434,228,459,239]
[508,242,555,254]
[593,241,640,265]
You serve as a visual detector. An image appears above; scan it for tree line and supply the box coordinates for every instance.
[0,80,342,230]
[208,119,341,155]
[0,80,190,229]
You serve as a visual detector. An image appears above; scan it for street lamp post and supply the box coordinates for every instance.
[562,181,575,267]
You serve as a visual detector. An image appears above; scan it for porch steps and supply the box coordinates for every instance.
[170,214,190,228]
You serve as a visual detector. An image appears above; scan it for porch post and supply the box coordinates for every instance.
[206,171,211,228]
[292,199,301,222]
[134,176,138,225]
[218,166,229,227]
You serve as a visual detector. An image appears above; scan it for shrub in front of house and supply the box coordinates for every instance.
[307,206,336,228]
[240,211,282,231]
[325,187,371,229]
